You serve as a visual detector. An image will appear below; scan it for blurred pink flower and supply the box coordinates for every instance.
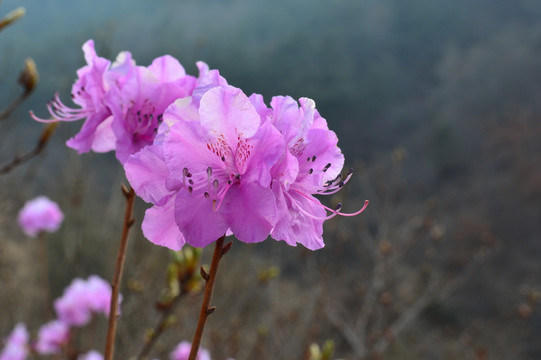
[34,320,69,355]
[170,341,211,360]
[17,196,64,237]
[77,350,103,360]
[0,323,29,360]
[54,275,118,327]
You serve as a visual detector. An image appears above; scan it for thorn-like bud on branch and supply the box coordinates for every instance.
[18,58,39,94]
[121,184,130,197]
[0,7,25,31]
[221,241,233,256]
[127,218,135,228]
[200,266,209,281]
[206,306,216,315]
[37,123,58,149]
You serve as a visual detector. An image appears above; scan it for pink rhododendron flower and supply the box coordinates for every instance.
[34,320,69,355]
[0,323,29,360]
[32,39,197,164]
[54,275,118,327]
[125,84,285,249]
[17,196,64,237]
[77,350,103,360]
[170,341,211,360]
[262,95,368,250]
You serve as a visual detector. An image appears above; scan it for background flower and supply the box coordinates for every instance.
[34,320,69,355]
[170,341,211,360]
[0,323,29,360]
[17,196,64,237]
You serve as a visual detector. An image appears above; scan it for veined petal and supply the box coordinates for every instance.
[298,128,344,189]
[271,188,325,250]
[66,109,112,153]
[174,191,228,247]
[243,120,286,187]
[199,86,260,145]
[249,93,272,121]
[224,182,276,244]
[163,119,222,190]
[147,55,186,82]
[142,196,186,251]
[90,115,116,153]
[124,144,171,205]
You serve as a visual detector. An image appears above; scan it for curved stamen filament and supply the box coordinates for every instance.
[285,191,339,221]
[291,188,369,217]
[31,93,94,123]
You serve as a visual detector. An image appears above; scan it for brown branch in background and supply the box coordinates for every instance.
[188,235,231,360]
[372,247,497,356]
[0,57,39,121]
[137,247,204,360]
[104,185,136,360]
[0,122,58,176]
[137,296,182,360]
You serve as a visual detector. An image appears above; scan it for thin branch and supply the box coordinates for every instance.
[324,305,366,359]
[136,295,182,360]
[0,123,57,176]
[104,185,136,360]
[0,92,27,121]
[372,247,497,355]
[188,236,230,360]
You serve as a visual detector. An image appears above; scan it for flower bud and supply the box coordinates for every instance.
[18,57,39,94]
[0,7,25,31]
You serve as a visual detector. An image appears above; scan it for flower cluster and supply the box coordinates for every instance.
[0,276,115,358]
[17,196,63,237]
[54,275,119,327]
[125,84,367,250]
[33,39,367,251]
[31,40,197,164]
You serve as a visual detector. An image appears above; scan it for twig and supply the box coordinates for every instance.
[104,185,136,360]
[188,236,230,360]
[136,294,183,360]
[0,123,57,176]
[0,92,27,121]
[324,305,366,359]
[372,247,497,355]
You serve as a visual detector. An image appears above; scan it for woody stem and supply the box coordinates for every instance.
[188,235,230,360]
[104,185,135,360]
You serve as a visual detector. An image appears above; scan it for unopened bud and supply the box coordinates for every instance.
[0,7,25,31]
[18,58,39,94]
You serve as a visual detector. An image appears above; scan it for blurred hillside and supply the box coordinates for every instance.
[1,0,541,359]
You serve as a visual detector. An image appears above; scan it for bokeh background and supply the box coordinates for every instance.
[1,0,540,359]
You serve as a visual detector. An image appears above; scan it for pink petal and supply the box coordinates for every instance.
[242,121,286,187]
[199,86,260,145]
[271,189,325,250]
[142,196,186,251]
[174,191,228,248]
[90,115,116,153]
[124,144,171,205]
[224,182,276,244]
[148,55,186,82]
